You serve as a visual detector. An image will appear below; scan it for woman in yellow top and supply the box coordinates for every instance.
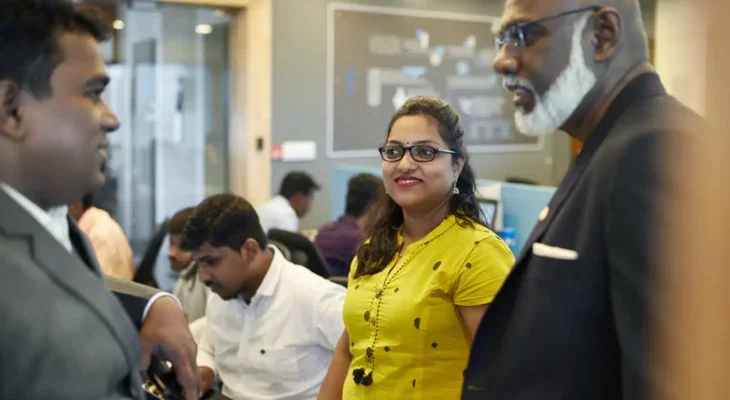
[318,96,514,399]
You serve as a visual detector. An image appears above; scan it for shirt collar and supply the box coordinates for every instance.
[255,245,286,297]
[273,194,294,209]
[0,183,72,252]
[181,261,197,274]
[180,261,199,280]
[1,183,52,225]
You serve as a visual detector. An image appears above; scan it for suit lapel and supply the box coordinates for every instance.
[513,72,667,266]
[0,190,140,376]
[68,216,104,275]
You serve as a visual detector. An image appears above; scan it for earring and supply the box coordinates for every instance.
[452,178,460,195]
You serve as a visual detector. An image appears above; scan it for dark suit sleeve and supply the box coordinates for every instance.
[605,131,673,399]
[106,276,161,329]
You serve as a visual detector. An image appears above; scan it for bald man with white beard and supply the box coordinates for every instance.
[462,1,702,399]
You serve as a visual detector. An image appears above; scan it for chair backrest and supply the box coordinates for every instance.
[329,276,348,287]
[267,229,331,279]
[134,219,169,287]
[268,239,292,261]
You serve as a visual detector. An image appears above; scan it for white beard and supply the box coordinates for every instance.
[506,14,597,137]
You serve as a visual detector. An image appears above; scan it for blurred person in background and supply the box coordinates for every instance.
[318,96,514,399]
[68,192,135,279]
[463,1,704,399]
[183,193,346,399]
[0,1,200,398]
[257,171,320,234]
[168,207,209,324]
[314,173,382,277]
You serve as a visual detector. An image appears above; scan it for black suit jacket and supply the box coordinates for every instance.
[0,188,158,399]
[463,73,702,400]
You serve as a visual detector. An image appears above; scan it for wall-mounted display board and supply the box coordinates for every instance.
[326,3,545,158]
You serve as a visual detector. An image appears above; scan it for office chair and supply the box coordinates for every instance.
[133,219,169,288]
[267,229,331,279]
[268,239,292,261]
[329,276,348,287]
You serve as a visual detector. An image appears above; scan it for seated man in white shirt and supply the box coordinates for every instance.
[256,171,320,234]
[180,193,346,400]
[167,207,210,324]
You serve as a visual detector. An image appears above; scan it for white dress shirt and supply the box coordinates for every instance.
[256,195,299,234]
[0,183,177,319]
[197,246,346,400]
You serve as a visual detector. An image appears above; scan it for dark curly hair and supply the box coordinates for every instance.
[181,193,268,252]
[354,96,483,278]
[167,207,196,236]
[0,0,112,99]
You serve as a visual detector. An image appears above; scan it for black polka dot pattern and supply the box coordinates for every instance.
[394,288,400,293]
[414,318,421,329]
[353,368,365,384]
[364,311,371,322]
[412,379,416,388]
[466,262,472,269]
[433,261,441,271]
[362,372,373,386]
[431,342,438,348]
[260,349,265,355]
[384,346,390,352]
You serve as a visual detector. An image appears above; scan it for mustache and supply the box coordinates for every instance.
[502,74,537,93]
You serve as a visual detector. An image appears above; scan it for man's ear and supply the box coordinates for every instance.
[0,80,24,140]
[241,238,261,262]
[592,8,622,62]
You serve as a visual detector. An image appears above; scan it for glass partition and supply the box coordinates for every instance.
[91,1,231,287]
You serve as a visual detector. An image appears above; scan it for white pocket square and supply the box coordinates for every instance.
[532,243,579,260]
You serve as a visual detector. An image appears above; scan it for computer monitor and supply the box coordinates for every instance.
[477,198,498,231]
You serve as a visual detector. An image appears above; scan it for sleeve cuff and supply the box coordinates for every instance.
[454,295,496,307]
[197,350,217,375]
[142,292,183,322]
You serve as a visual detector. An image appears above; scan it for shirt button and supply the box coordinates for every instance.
[375,288,383,298]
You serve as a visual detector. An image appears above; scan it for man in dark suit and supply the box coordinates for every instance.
[0,1,200,399]
[463,1,702,399]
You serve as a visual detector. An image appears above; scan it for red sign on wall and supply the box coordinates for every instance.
[271,144,283,161]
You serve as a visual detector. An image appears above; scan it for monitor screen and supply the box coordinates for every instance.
[478,198,498,230]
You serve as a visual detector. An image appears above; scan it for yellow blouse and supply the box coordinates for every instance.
[342,215,514,399]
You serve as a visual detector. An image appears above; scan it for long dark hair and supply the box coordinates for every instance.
[354,96,483,278]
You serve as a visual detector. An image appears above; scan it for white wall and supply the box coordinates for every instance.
[654,0,707,116]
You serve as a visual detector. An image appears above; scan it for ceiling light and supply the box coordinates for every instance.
[112,20,125,30]
[195,24,213,35]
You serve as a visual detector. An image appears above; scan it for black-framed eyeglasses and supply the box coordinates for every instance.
[494,6,601,57]
[378,144,458,162]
